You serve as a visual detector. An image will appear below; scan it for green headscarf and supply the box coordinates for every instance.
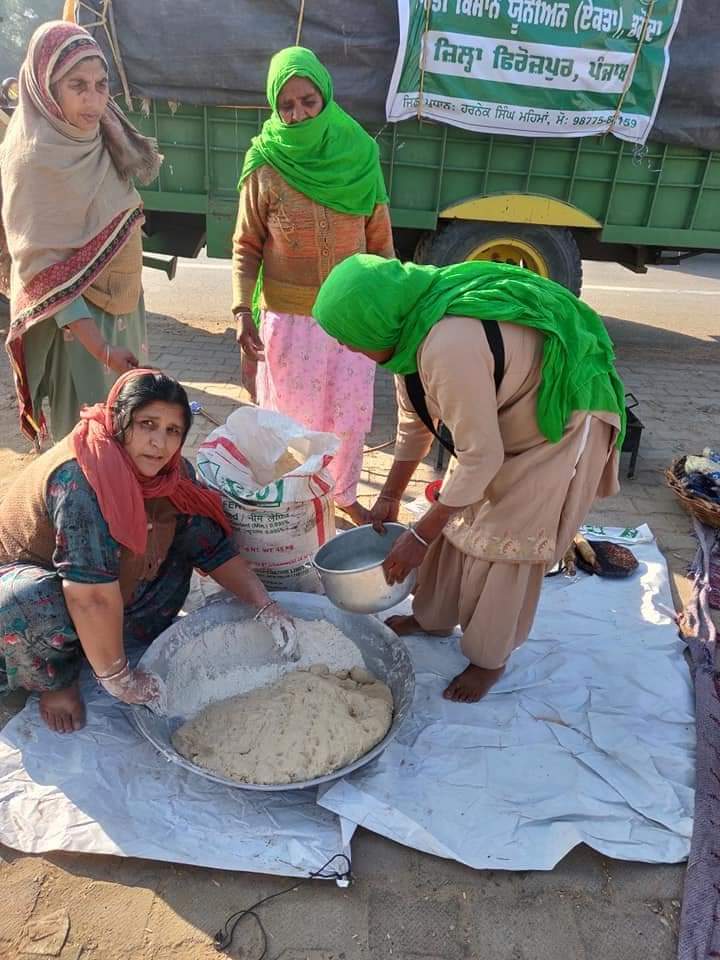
[238,46,388,215]
[312,255,626,447]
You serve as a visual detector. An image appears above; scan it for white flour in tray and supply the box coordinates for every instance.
[164,616,365,719]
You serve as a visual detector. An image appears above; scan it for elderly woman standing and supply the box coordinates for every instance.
[234,46,394,526]
[0,21,160,443]
[313,255,625,703]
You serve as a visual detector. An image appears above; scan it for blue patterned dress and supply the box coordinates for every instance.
[0,459,237,692]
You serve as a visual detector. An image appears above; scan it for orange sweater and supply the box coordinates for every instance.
[231,165,394,316]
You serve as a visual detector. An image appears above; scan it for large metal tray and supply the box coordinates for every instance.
[131,592,415,791]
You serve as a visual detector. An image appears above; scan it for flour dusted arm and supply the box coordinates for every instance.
[207,554,299,660]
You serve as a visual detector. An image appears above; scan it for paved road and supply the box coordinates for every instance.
[144,253,720,343]
[1,254,719,960]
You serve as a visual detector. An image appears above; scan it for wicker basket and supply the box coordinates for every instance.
[665,456,720,529]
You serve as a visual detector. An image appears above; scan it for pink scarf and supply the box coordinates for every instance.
[72,370,231,555]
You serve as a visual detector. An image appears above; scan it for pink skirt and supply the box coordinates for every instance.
[256,310,375,507]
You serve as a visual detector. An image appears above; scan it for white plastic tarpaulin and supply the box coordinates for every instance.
[0,674,352,878]
[318,526,695,869]
[0,525,694,873]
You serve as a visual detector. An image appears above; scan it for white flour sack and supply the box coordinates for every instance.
[196,407,339,592]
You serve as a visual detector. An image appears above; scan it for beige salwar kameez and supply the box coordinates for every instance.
[394,315,621,670]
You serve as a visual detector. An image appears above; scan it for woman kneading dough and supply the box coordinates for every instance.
[312,254,625,704]
[0,370,297,733]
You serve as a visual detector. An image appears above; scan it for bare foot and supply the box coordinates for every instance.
[385,614,423,636]
[443,664,505,704]
[337,501,371,526]
[39,683,86,734]
[385,615,452,638]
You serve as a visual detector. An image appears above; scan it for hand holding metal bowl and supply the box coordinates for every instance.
[369,495,401,532]
[382,529,428,585]
[312,523,416,615]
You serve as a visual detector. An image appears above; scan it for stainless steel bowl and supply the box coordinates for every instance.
[131,592,415,791]
[312,523,416,615]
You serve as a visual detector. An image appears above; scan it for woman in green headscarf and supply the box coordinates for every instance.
[313,254,625,703]
[232,47,394,526]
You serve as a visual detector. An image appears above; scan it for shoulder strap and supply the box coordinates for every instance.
[483,318,505,394]
[405,370,453,455]
[403,318,505,460]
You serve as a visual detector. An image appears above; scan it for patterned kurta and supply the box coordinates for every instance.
[232,165,395,507]
[231,165,394,317]
[0,460,237,692]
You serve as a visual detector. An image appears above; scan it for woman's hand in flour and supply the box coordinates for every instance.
[236,308,265,363]
[98,662,166,710]
[258,603,300,661]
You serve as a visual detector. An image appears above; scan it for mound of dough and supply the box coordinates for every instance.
[172,668,393,785]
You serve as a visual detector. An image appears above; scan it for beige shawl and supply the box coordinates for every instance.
[0,20,161,315]
[0,20,162,440]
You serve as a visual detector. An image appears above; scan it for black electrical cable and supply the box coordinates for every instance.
[213,854,352,956]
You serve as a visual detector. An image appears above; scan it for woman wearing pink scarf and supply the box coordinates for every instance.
[0,370,297,734]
